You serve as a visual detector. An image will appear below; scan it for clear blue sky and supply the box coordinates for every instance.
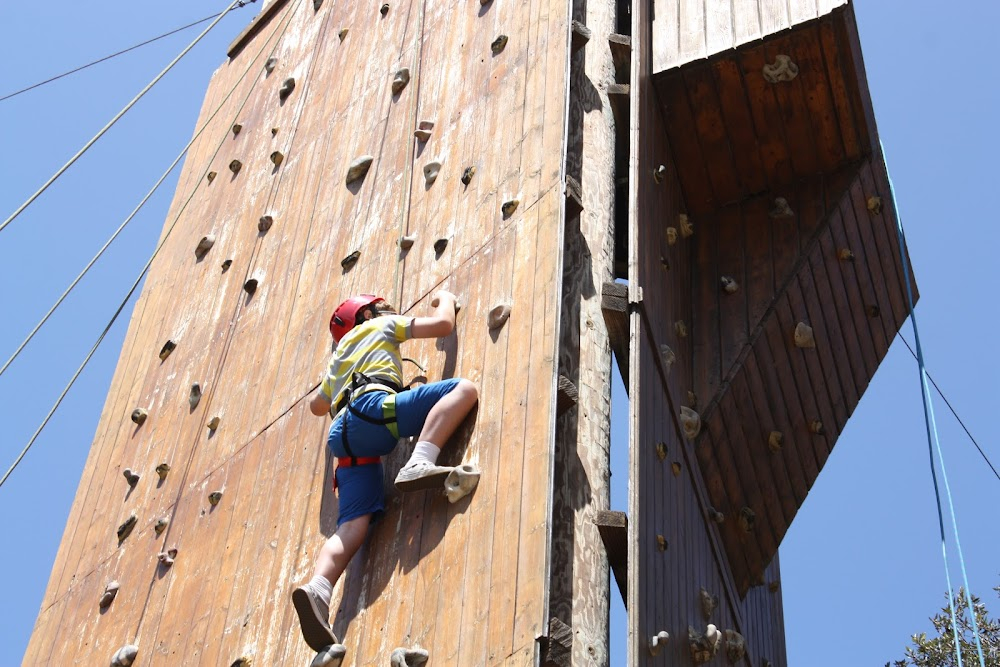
[1,1,997,665]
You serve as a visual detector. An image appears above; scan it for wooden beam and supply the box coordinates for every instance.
[571,20,592,54]
[540,616,574,667]
[608,33,631,83]
[594,510,628,608]
[564,175,583,220]
[601,282,630,388]
[227,0,291,58]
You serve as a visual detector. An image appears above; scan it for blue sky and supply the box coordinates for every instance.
[1,1,997,665]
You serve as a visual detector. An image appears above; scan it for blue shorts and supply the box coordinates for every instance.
[328,378,461,526]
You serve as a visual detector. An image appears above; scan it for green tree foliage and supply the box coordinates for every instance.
[888,586,1000,667]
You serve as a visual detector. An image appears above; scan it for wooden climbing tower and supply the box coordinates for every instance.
[24,0,913,665]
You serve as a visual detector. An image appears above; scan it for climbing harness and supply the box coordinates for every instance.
[332,372,407,491]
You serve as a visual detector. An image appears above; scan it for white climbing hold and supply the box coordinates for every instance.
[652,164,667,184]
[793,322,815,348]
[680,406,701,439]
[725,629,746,663]
[487,303,512,330]
[157,547,178,567]
[720,276,739,294]
[679,214,694,238]
[390,646,429,667]
[99,581,120,609]
[346,155,374,185]
[762,54,799,83]
[699,587,718,620]
[311,644,347,667]
[769,197,794,218]
[444,464,480,503]
[648,631,669,657]
[659,344,676,373]
[195,235,216,259]
[111,644,138,666]
[423,160,441,185]
[414,120,434,142]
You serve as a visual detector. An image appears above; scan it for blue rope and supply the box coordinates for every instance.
[882,141,986,667]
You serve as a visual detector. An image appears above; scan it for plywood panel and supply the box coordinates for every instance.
[26,0,569,662]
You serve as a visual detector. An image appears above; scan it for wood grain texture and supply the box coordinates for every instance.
[25,0,569,663]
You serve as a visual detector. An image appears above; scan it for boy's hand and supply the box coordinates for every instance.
[430,290,459,312]
[412,291,458,339]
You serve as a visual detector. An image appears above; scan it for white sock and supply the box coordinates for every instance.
[407,441,441,466]
[307,574,333,606]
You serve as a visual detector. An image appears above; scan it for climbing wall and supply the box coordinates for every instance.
[23,0,571,663]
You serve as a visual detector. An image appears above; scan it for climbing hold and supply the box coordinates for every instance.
[244,277,258,294]
[793,322,816,348]
[313,0,323,9]
[229,159,243,175]
[738,507,756,532]
[345,155,374,185]
[414,120,434,142]
[480,0,491,5]
[264,57,277,75]
[491,34,509,55]
[659,344,675,373]
[189,383,203,410]
[259,215,274,233]
[207,416,221,431]
[398,235,415,250]
[391,68,410,95]
[679,214,694,238]
[279,77,296,101]
[720,276,739,294]
[671,461,682,477]
[809,419,825,435]
[122,469,140,488]
[209,490,224,506]
[310,645,346,667]
[680,407,701,439]
[390,647,429,667]
[99,581,120,609]
[866,304,880,318]
[838,247,855,261]
[270,151,285,166]
[867,195,883,214]
[724,630,746,663]
[700,587,718,620]
[232,123,243,137]
[341,250,360,270]
[655,441,667,461]
[338,28,349,41]
[768,579,780,593]
[769,197,794,218]
[221,259,232,272]
[768,431,783,453]
[154,517,169,536]
[461,166,476,185]
[111,644,139,667]
[487,303,512,330]
[689,625,722,664]
[157,547,178,567]
[652,164,667,184]
[423,161,441,185]
[117,514,137,544]
[501,197,520,218]
[380,2,389,15]
[195,235,216,259]
[433,238,448,255]
[231,657,253,667]
[271,127,279,136]
[444,464,480,503]
[762,54,799,83]
[675,320,688,338]
[207,171,217,183]
[687,390,697,407]
[659,255,670,271]
[130,408,148,426]
[656,535,667,551]
[648,631,670,656]
[707,507,725,524]
[159,340,176,361]
[666,227,678,245]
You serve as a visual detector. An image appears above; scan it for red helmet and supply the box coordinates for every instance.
[329,294,384,342]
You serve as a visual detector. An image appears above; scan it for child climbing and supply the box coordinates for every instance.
[292,291,479,654]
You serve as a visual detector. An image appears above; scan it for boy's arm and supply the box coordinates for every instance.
[410,290,458,339]
[310,391,332,416]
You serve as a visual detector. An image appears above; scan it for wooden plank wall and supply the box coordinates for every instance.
[652,0,848,72]
[24,0,570,663]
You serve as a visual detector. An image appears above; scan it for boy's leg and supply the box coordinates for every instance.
[394,379,478,491]
[293,514,370,651]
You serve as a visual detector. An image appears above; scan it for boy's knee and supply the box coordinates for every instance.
[457,379,478,403]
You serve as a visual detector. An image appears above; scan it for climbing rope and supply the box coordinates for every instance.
[0,2,259,104]
[0,0,301,489]
[884,142,987,667]
[0,0,245,236]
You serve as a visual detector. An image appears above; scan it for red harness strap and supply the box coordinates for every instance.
[332,456,381,492]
